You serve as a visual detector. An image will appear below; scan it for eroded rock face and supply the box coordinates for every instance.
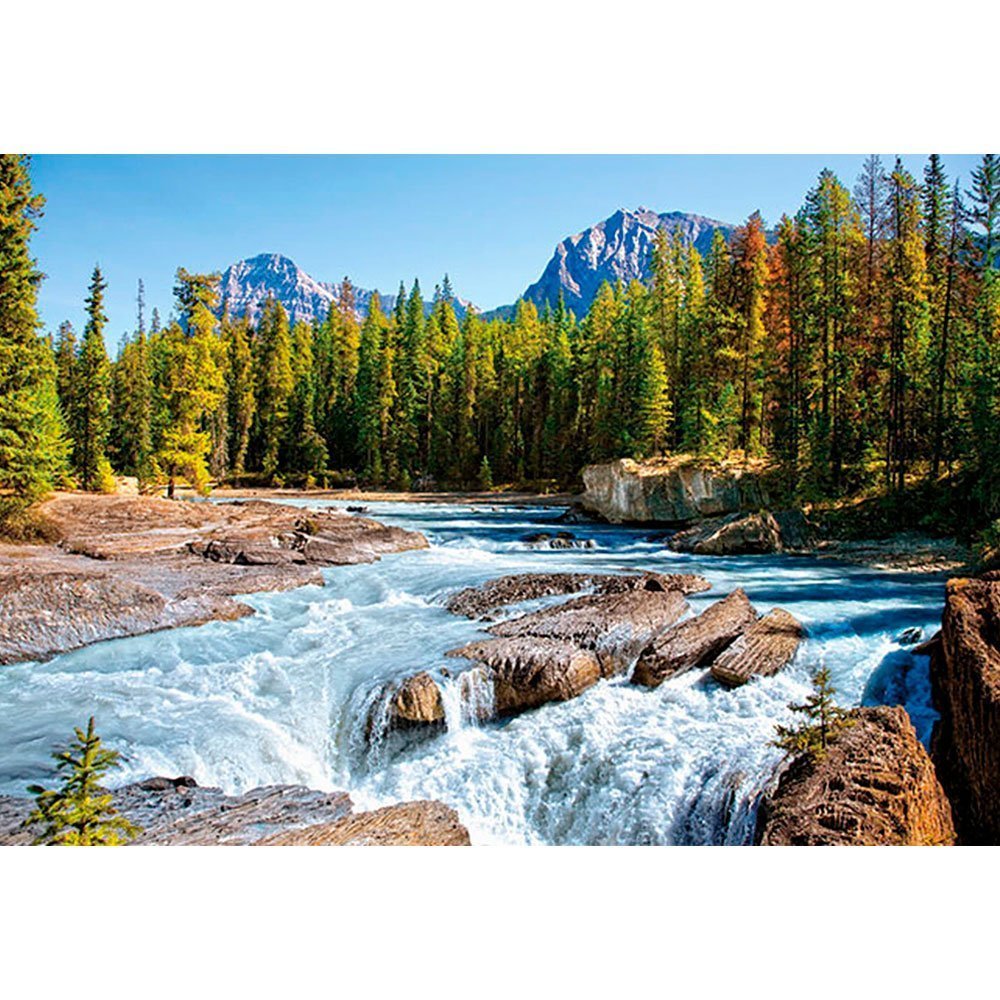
[448,637,602,714]
[444,570,709,620]
[0,778,470,846]
[0,493,427,664]
[581,458,771,524]
[930,577,1000,844]
[668,511,783,555]
[487,589,689,676]
[257,801,470,846]
[756,706,955,846]
[392,671,446,725]
[632,589,758,687]
[710,608,804,687]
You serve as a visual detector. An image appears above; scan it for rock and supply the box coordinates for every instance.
[710,608,804,687]
[895,626,925,646]
[668,511,783,555]
[391,671,445,725]
[929,577,1000,844]
[632,589,758,687]
[257,801,470,846]
[771,509,815,550]
[520,530,595,549]
[346,505,369,513]
[0,781,353,846]
[0,779,468,846]
[487,589,689,676]
[445,570,710,620]
[755,706,955,845]
[581,457,772,524]
[555,503,601,525]
[0,493,427,664]
[448,637,602,714]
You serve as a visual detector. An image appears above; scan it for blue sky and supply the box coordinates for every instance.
[31,154,983,347]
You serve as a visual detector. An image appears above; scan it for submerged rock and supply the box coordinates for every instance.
[668,511,783,555]
[487,588,689,676]
[520,530,595,549]
[581,457,772,524]
[710,608,804,687]
[755,706,955,846]
[930,576,1000,844]
[632,589,758,687]
[445,570,710,620]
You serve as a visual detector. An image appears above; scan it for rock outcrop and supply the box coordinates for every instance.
[930,576,1000,844]
[448,638,602,714]
[755,706,955,846]
[632,589,758,687]
[668,511,784,555]
[581,457,772,525]
[0,777,470,846]
[257,801,470,846]
[487,588,689,675]
[445,570,709,620]
[0,493,427,664]
[710,608,804,687]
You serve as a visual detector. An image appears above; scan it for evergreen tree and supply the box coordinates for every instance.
[252,297,294,478]
[73,265,113,491]
[772,667,855,761]
[226,311,255,477]
[24,717,141,846]
[0,154,68,521]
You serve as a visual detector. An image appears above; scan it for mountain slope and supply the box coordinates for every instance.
[518,207,736,317]
[218,253,469,325]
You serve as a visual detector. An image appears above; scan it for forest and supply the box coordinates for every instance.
[1,153,999,537]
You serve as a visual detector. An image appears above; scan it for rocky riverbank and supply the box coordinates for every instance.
[0,776,469,846]
[0,492,427,664]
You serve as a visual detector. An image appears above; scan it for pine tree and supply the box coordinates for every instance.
[252,297,294,478]
[0,154,68,521]
[226,311,255,477]
[772,667,855,761]
[355,293,390,483]
[24,717,141,846]
[283,320,328,478]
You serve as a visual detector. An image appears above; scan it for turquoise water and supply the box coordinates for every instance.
[0,501,945,844]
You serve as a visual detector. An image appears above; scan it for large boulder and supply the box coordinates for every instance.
[755,706,955,846]
[580,457,772,525]
[929,576,1000,844]
[257,800,470,846]
[445,570,709,620]
[668,511,784,555]
[391,671,446,724]
[710,608,804,687]
[448,637,602,714]
[632,589,758,687]
[487,588,689,676]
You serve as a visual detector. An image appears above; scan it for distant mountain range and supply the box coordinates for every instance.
[218,208,738,326]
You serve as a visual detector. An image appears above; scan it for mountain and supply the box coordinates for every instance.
[217,253,469,325]
[515,207,737,318]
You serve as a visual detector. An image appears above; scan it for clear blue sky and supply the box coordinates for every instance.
[30,154,983,347]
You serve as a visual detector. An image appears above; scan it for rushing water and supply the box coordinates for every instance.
[0,501,947,845]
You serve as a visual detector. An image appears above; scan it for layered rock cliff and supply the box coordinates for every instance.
[930,575,1000,844]
[580,457,773,525]
[755,706,955,846]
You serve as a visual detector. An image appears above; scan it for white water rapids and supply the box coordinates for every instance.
[0,501,946,845]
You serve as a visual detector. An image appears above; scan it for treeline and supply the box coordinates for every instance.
[2,153,999,530]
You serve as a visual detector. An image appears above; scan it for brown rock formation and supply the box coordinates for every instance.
[444,570,709,620]
[669,511,784,555]
[632,589,758,687]
[756,706,955,846]
[258,801,470,846]
[930,576,1000,844]
[392,671,446,724]
[488,589,689,676]
[580,456,774,524]
[710,608,804,687]
[447,637,602,714]
[0,493,427,664]
[0,777,469,846]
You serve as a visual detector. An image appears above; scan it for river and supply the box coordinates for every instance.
[0,500,946,844]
